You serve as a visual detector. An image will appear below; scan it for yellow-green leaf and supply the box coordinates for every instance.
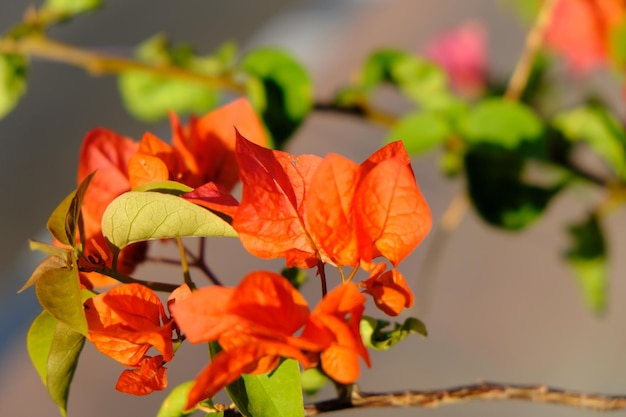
[27,311,85,417]
[101,191,237,250]
[0,53,27,119]
[47,321,85,416]
[35,264,87,335]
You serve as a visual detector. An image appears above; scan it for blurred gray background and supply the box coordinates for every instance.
[2,1,626,416]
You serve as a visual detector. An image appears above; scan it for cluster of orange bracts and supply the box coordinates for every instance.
[76,98,431,407]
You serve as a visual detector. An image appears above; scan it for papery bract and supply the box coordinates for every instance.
[545,0,626,72]
[354,152,431,267]
[171,271,368,408]
[233,133,323,268]
[78,128,137,237]
[301,283,370,383]
[171,97,267,189]
[76,129,147,285]
[84,283,173,367]
[361,264,414,316]
[115,355,167,396]
[233,136,432,271]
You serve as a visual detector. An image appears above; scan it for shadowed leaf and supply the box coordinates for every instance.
[0,53,27,119]
[47,321,85,416]
[360,316,427,350]
[35,263,87,335]
[242,48,312,149]
[565,213,608,313]
[464,147,560,230]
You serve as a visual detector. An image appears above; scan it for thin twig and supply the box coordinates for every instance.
[306,383,626,415]
[89,266,179,292]
[209,382,626,416]
[175,237,195,289]
[504,0,559,101]
[0,36,244,93]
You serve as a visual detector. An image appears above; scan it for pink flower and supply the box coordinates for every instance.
[424,21,487,97]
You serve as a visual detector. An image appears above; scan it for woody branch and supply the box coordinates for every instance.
[211,383,626,416]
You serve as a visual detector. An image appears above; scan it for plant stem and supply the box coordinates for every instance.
[91,266,179,292]
[0,35,245,92]
[212,382,626,416]
[504,0,559,101]
[317,260,327,297]
[175,237,195,289]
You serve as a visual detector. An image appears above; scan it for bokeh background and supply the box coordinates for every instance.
[2,1,626,416]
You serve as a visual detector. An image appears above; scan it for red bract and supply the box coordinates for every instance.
[233,134,432,270]
[78,128,137,238]
[129,98,266,190]
[545,0,626,72]
[84,284,175,395]
[115,355,167,396]
[171,97,267,189]
[76,129,146,286]
[171,271,368,409]
[361,263,413,316]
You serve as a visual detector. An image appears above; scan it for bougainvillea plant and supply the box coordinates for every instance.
[7,0,626,415]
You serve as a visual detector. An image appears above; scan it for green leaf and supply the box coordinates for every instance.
[47,321,85,416]
[553,105,626,181]
[300,368,328,397]
[157,381,199,417]
[228,359,304,417]
[47,173,94,247]
[386,111,451,155]
[465,147,561,230]
[360,49,451,107]
[20,254,69,293]
[281,267,307,290]
[47,191,75,246]
[102,191,237,250]
[0,53,27,119]
[565,213,608,313]
[27,310,57,385]
[361,49,408,88]
[242,48,313,149]
[44,0,101,16]
[462,98,544,154]
[360,316,427,351]
[609,20,626,67]
[132,180,193,195]
[209,342,304,417]
[27,311,85,417]
[392,56,449,106]
[118,35,221,122]
[35,262,87,335]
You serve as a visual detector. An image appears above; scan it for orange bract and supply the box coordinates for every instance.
[361,264,414,316]
[233,134,323,268]
[115,355,167,396]
[85,283,173,366]
[545,0,626,72]
[233,135,431,270]
[171,271,368,408]
[171,98,267,189]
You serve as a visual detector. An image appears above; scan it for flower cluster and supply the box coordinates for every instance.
[72,99,431,407]
[171,271,369,408]
[75,98,265,287]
